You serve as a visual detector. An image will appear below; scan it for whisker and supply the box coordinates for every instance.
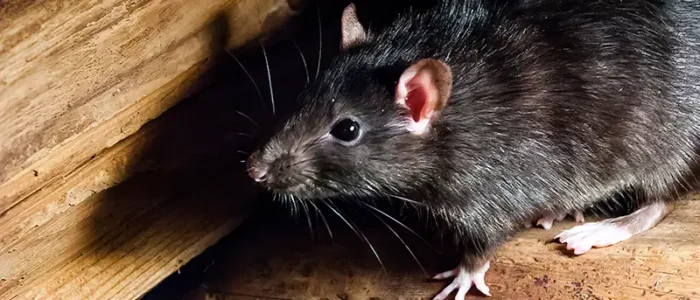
[290,195,300,217]
[298,173,349,199]
[323,200,386,272]
[230,132,254,139]
[293,40,310,84]
[305,172,424,208]
[236,150,249,155]
[303,135,325,153]
[363,205,428,276]
[387,194,424,206]
[313,171,424,209]
[291,196,298,217]
[361,202,438,253]
[298,197,315,239]
[260,42,276,116]
[233,110,261,131]
[308,200,334,240]
[279,193,286,208]
[226,49,265,107]
[315,2,322,79]
[289,157,323,169]
[296,172,430,248]
[280,194,289,214]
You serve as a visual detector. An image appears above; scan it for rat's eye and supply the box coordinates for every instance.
[330,118,361,142]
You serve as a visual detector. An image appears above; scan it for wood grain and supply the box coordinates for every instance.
[190,195,700,300]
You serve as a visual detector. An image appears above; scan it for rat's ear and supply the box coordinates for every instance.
[395,58,453,134]
[341,3,366,50]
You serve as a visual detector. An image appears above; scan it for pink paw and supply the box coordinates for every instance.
[432,261,491,299]
[535,212,566,230]
[534,211,585,230]
[555,221,632,255]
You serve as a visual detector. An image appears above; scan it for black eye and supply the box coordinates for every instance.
[330,118,361,142]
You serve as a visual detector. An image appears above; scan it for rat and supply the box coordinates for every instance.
[246,0,700,298]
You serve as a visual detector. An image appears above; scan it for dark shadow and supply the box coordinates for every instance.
[178,199,461,300]
[129,0,356,298]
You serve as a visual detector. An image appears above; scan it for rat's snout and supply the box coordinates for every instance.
[248,162,268,183]
[247,150,304,191]
[246,151,268,183]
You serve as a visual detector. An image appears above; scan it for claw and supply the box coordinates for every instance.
[432,261,491,300]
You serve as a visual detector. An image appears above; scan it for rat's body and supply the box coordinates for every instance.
[247,0,700,298]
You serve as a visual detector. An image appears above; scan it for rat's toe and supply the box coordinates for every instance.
[536,215,555,230]
[566,239,594,255]
[472,262,491,296]
[432,268,459,280]
[433,279,459,300]
[455,284,470,300]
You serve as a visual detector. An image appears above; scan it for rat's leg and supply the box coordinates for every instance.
[431,223,508,299]
[430,198,516,298]
[556,201,672,255]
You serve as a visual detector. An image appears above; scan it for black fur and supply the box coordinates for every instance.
[249,0,700,270]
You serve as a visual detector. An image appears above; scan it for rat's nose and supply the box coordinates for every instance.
[247,152,300,190]
[246,154,268,183]
[249,166,268,182]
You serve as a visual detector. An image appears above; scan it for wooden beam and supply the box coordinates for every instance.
[0,0,304,299]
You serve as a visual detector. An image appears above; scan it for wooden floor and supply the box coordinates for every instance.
[184,194,700,300]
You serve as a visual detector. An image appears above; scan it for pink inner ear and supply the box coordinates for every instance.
[405,86,427,123]
[397,69,437,124]
[395,58,452,134]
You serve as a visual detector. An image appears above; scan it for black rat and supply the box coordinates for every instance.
[246,0,700,298]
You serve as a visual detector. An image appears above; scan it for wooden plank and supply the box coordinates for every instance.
[0,57,269,298]
[189,194,700,300]
[0,0,297,214]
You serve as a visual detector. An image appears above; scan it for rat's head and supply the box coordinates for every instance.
[247,4,453,201]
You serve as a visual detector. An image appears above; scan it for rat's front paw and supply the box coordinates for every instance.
[535,212,567,230]
[533,210,585,230]
[432,261,491,299]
